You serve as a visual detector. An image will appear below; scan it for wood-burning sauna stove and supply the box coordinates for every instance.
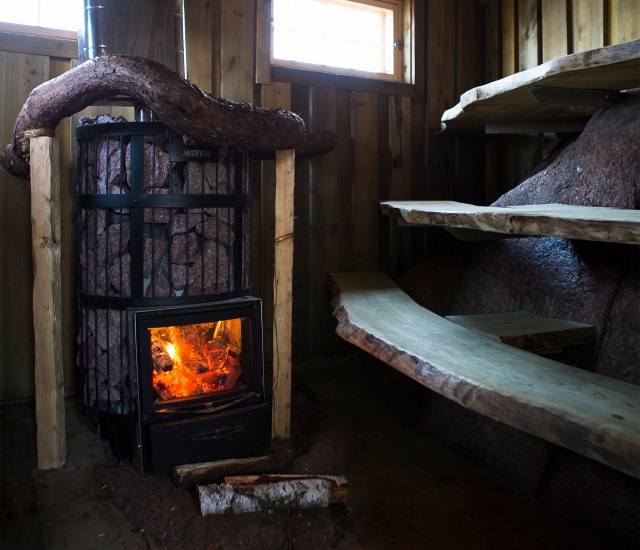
[76,117,271,473]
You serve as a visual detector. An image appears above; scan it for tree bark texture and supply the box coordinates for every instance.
[1,55,335,180]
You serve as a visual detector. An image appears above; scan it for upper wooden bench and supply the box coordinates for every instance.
[439,39,640,135]
[381,201,640,244]
[326,271,640,479]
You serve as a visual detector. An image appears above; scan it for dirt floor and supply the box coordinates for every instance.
[1,352,634,550]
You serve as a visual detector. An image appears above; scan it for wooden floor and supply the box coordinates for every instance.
[1,354,634,549]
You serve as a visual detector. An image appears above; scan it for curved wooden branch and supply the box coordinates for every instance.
[1,54,309,179]
[252,131,338,160]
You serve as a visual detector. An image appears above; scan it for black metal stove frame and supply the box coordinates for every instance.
[75,120,270,473]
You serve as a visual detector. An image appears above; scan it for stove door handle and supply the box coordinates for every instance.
[190,425,244,441]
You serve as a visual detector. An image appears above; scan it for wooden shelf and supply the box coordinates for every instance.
[440,40,640,135]
[381,201,640,244]
[326,271,640,478]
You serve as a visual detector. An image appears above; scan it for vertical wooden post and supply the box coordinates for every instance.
[30,136,66,469]
[272,149,295,438]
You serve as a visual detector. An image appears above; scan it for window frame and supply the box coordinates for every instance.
[270,0,404,83]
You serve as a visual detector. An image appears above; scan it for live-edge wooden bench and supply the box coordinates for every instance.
[325,271,640,479]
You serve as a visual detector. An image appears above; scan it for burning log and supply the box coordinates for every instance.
[168,324,209,374]
[151,333,174,372]
[198,475,348,515]
[1,54,307,180]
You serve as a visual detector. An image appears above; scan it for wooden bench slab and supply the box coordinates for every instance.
[326,271,640,478]
[380,201,640,244]
[440,40,640,135]
[446,311,596,370]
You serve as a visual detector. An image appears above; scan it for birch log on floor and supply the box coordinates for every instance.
[30,137,66,469]
[198,475,348,515]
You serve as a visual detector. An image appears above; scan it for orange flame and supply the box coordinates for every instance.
[150,319,243,401]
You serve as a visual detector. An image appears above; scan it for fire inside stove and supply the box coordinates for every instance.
[150,319,246,401]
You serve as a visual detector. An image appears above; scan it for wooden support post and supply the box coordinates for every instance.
[30,136,66,470]
[272,149,295,438]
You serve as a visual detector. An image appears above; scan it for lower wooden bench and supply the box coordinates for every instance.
[325,271,640,479]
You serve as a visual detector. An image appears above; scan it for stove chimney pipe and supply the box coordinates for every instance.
[83,0,109,59]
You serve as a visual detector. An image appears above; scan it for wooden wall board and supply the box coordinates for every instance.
[290,85,312,358]
[220,0,255,103]
[0,51,50,401]
[425,0,456,200]
[440,39,640,135]
[325,271,640,479]
[30,137,66,469]
[389,95,412,276]
[255,0,272,85]
[609,0,640,44]
[541,0,569,61]
[484,0,502,84]
[502,0,518,77]
[184,0,216,93]
[381,201,640,244]
[0,31,76,59]
[571,0,605,53]
[518,0,540,71]
[352,92,380,272]
[307,86,345,351]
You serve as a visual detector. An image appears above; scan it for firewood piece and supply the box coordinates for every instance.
[198,475,348,515]
[172,444,297,487]
[168,324,209,374]
[222,355,242,390]
[151,334,174,372]
[252,130,338,160]
[1,54,306,180]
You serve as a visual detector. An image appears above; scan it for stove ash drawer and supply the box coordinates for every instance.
[145,403,271,474]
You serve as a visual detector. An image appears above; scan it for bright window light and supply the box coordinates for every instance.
[272,0,400,80]
[0,0,82,33]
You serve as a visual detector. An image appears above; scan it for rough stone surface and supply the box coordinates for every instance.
[171,232,198,264]
[125,141,170,188]
[79,250,108,295]
[143,188,176,223]
[145,266,172,297]
[171,213,199,235]
[143,235,168,279]
[186,241,230,295]
[88,308,124,351]
[108,253,131,296]
[96,222,130,266]
[83,209,106,246]
[494,96,640,210]
[94,138,124,189]
[96,343,129,387]
[184,160,228,194]
[195,213,235,246]
[385,96,640,541]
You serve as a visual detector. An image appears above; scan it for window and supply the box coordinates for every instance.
[0,0,82,34]
[272,0,402,81]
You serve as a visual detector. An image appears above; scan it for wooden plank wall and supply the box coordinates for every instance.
[483,0,640,203]
[0,39,76,401]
